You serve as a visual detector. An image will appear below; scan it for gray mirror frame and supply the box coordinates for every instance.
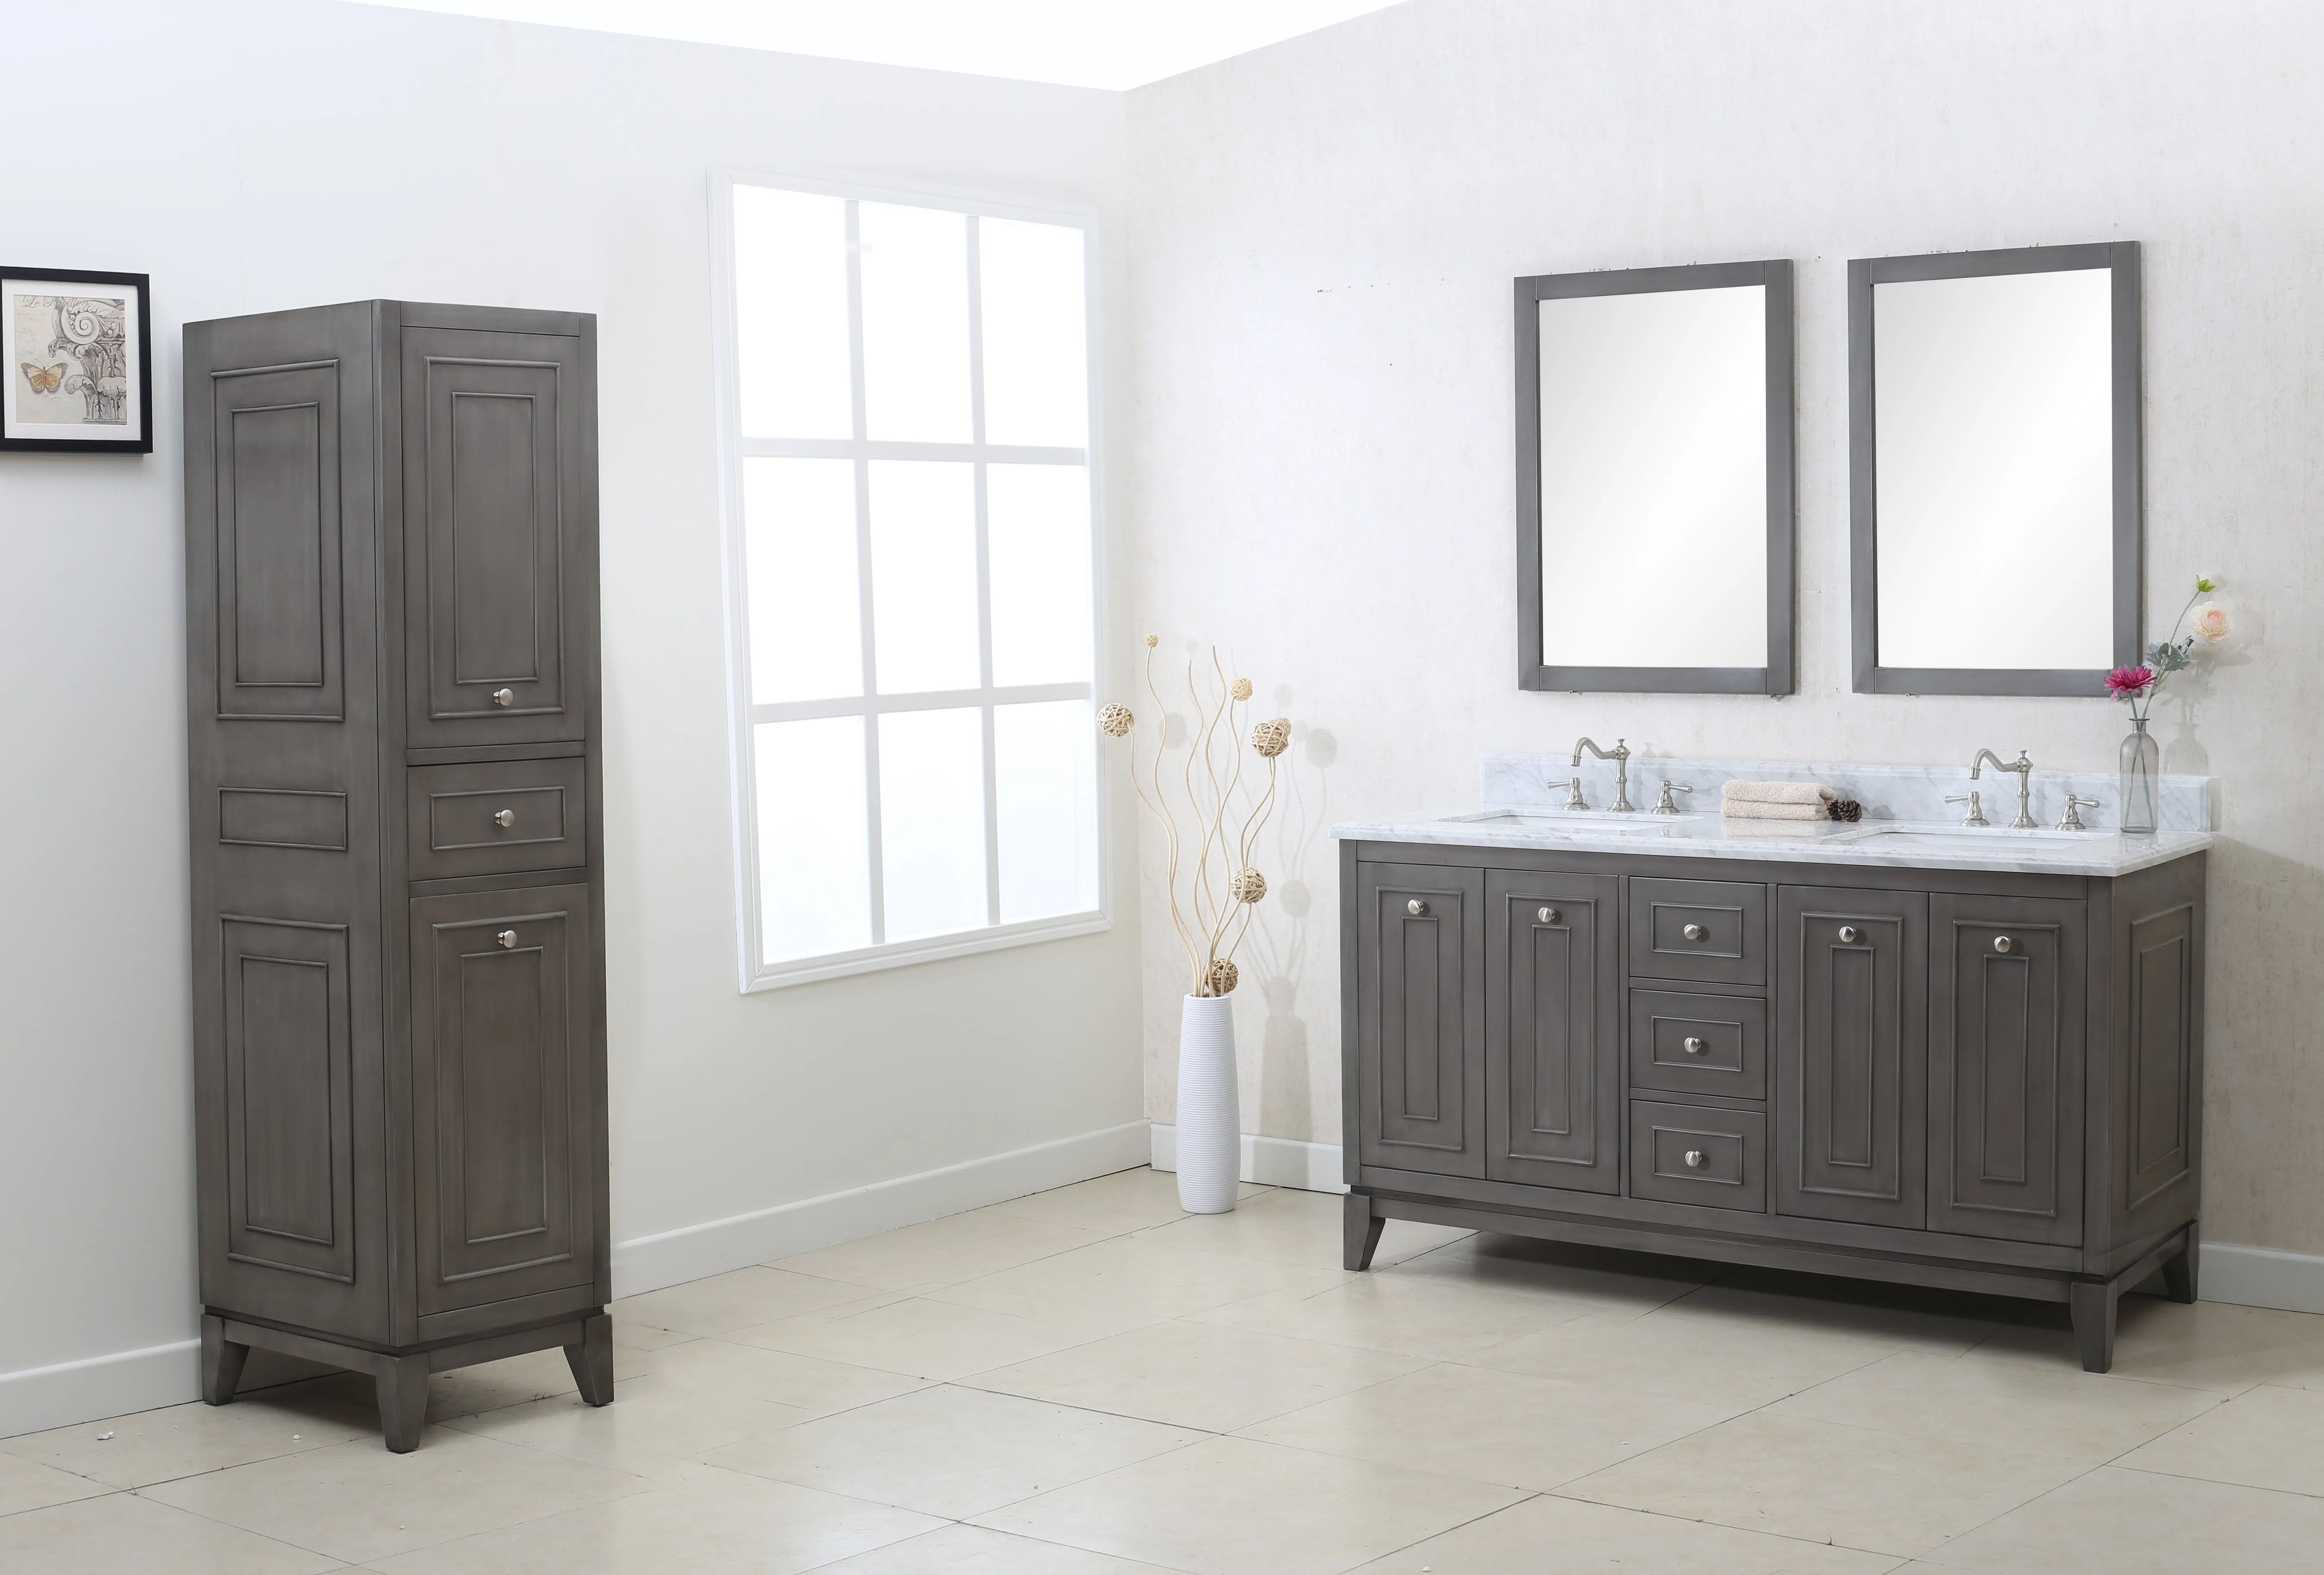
[1515,259,1797,696]
[1849,241,2143,696]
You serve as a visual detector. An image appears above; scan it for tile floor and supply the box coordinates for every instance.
[9,1167,2324,1572]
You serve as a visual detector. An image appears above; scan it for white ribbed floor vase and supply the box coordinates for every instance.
[1175,993,1241,1213]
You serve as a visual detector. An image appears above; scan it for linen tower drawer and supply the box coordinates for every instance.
[1627,1098,1767,1211]
[408,759,587,879]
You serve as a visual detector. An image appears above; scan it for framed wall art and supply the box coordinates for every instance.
[2,268,152,453]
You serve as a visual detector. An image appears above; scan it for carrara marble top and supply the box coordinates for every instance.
[1333,754,2215,879]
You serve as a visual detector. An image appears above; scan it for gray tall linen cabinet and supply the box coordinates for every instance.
[183,301,610,1451]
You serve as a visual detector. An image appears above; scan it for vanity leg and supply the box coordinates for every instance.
[1344,1193,1386,1271]
[2069,1279,2118,1373]
[199,1315,248,1407]
[2162,1221,2201,1305]
[376,1354,431,1453]
[564,1313,615,1406]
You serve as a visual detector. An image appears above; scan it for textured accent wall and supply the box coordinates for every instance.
[1124,0,2324,1254]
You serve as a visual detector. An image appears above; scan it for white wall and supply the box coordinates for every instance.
[0,0,1140,1435]
[1125,0,2324,1259]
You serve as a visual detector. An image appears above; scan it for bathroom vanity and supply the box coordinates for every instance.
[1336,759,2208,1372]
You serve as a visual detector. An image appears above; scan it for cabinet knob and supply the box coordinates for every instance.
[1683,1036,1707,1056]
[494,809,516,829]
[496,929,517,949]
[1407,898,1427,917]
[1684,1150,1707,1169]
[1682,923,1707,941]
[1839,925,1862,944]
[1537,906,1561,924]
[491,687,515,707]
[1993,935,2015,954]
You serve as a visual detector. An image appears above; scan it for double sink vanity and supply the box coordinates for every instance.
[1335,752,2209,1372]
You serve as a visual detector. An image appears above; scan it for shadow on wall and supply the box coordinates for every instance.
[1241,693,1336,1142]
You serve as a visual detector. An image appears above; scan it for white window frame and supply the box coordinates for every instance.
[709,169,1112,992]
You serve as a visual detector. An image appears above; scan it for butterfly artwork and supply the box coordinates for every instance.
[3,270,152,452]
[20,361,67,394]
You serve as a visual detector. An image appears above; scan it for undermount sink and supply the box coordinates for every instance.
[1844,825,2102,851]
[1449,811,1679,835]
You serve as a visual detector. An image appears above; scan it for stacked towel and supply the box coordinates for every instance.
[1722,780,1836,821]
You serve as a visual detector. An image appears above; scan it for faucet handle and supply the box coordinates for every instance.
[1561,776,1587,811]
[1944,792,1990,828]
[2057,794,2102,832]
[1652,781,1693,815]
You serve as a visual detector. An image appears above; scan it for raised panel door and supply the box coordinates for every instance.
[409,884,596,1314]
[1930,895,2087,1245]
[402,326,591,747]
[1485,871,1620,1192]
[211,361,344,720]
[1776,886,1928,1228]
[1355,862,1485,1178]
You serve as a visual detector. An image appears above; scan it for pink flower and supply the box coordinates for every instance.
[2106,665,2155,698]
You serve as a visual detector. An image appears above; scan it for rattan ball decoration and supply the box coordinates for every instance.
[1230,677,1253,701]
[1098,702,1134,737]
[1250,716,1291,758]
[1229,867,1267,904]
[1204,957,1239,996]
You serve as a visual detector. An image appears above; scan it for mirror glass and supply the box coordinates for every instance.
[1852,244,2138,695]
[1517,260,1793,694]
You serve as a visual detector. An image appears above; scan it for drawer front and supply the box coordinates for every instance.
[1628,877,1767,986]
[1628,988,1767,1099]
[408,758,588,880]
[1628,1098,1767,1211]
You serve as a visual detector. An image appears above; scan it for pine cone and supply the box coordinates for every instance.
[1827,799,1864,822]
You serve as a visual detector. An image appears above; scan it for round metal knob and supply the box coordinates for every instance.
[1994,935,2015,954]
[1684,1150,1707,1170]
[1682,923,1707,941]
[494,809,516,829]
[495,929,517,949]
[1839,925,1862,944]
[1683,1036,1708,1056]
[1537,906,1561,924]
[1407,899,1427,917]
[491,688,515,707]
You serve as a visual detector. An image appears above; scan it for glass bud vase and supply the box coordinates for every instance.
[2119,715,2160,834]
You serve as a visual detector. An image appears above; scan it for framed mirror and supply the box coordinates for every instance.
[1515,259,1795,695]
[1850,242,2141,695]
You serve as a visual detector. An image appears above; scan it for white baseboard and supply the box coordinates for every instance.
[1149,1124,1347,1193]
[2201,1241,2324,1316]
[0,1339,199,1441]
[611,1118,1151,1299]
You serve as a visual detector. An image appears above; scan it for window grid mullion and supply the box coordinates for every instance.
[967,216,1003,929]
[844,198,887,946]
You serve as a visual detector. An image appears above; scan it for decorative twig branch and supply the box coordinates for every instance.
[1101,636,1291,997]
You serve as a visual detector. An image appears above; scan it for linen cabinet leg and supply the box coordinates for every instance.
[1343,1193,1386,1271]
[199,1315,249,1406]
[2162,1221,2200,1304]
[377,1353,431,1454]
[565,1312,615,1406]
[2069,1279,2118,1373]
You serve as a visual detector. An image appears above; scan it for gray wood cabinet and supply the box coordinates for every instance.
[185,301,609,1450]
[1342,840,2204,1373]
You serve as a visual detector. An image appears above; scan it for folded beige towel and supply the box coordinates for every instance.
[1722,780,1836,821]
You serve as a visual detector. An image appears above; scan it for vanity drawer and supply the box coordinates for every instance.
[1628,988,1767,1099]
[1628,877,1767,987]
[1628,1098,1766,1212]
[407,758,587,879]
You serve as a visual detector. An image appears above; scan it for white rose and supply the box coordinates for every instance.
[2190,604,2229,643]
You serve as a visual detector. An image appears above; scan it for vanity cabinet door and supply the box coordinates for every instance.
[1929,895,2086,1246]
[1776,886,1928,1228]
[1355,863,1486,1179]
[1486,872,1621,1193]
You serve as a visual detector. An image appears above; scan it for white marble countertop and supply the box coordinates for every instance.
[1333,809,2211,877]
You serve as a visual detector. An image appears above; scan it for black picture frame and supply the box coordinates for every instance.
[1514,259,1797,696]
[2,267,154,454]
[1848,242,2141,696]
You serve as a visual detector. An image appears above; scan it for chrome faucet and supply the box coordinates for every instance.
[1570,737,1634,813]
[1970,748,2036,830]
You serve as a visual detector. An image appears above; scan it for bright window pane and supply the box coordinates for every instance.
[860,202,972,442]
[868,460,980,693]
[995,700,1099,923]
[745,458,860,703]
[980,218,1089,447]
[734,188,851,440]
[755,718,871,962]
[879,708,987,940]
[987,465,1092,686]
